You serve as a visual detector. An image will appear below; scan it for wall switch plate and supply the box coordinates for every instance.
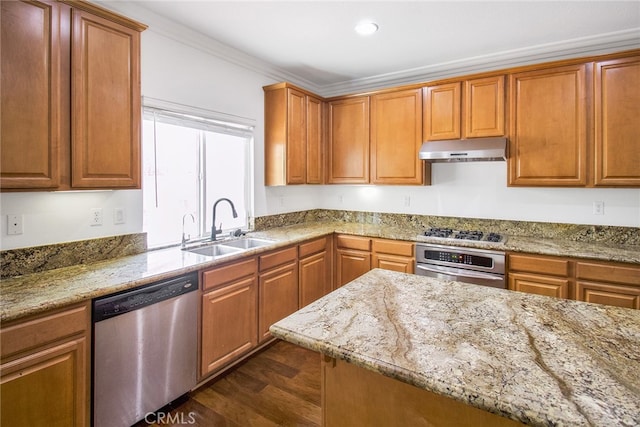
[91,208,103,226]
[114,208,126,224]
[7,214,23,235]
[593,201,605,215]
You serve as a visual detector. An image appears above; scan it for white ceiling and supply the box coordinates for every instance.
[104,1,640,96]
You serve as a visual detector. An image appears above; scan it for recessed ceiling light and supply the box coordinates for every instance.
[355,21,379,36]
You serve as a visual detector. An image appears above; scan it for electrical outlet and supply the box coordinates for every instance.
[593,201,604,215]
[7,214,23,235]
[338,195,344,204]
[91,208,103,226]
[404,196,411,207]
[114,208,126,224]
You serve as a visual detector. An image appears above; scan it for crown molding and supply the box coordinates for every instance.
[94,2,639,98]
[319,28,640,97]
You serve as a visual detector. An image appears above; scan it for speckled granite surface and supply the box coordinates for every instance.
[256,210,640,245]
[270,269,640,427]
[0,233,147,279]
[1,221,638,323]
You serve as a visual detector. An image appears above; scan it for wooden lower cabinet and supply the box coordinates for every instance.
[575,281,640,309]
[508,253,571,299]
[0,302,90,427]
[335,235,415,286]
[201,258,258,377]
[259,247,299,342]
[372,238,414,274]
[508,272,570,299]
[508,252,640,309]
[322,356,524,427]
[299,237,332,307]
[336,249,371,288]
[575,260,640,309]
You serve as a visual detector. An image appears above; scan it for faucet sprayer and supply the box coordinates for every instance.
[211,198,238,241]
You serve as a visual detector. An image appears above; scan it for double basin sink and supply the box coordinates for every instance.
[183,237,274,259]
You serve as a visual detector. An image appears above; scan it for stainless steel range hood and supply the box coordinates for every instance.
[419,137,507,162]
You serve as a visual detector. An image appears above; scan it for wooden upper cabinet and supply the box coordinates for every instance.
[1,0,61,189]
[423,76,505,141]
[328,96,370,184]
[423,82,461,141]
[508,64,588,186]
[71,10,141,188]
[264,84,323,185]
[0,1,145,191]
[371,89,425,185]
[463,76,505,138]
[594,56,640,187]
[306,96,324,184]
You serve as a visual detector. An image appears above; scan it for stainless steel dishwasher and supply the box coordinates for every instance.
[93,272,198,427]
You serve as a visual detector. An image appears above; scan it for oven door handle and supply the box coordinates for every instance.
[415,264,504,281]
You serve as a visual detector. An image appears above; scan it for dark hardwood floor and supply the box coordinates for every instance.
[142,341,321,426]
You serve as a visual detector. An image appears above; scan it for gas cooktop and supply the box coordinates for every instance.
[422,227,505,243]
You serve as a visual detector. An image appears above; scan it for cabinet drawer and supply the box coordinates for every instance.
[202,258,257,291]
[299,237,328,258]
[576,261,640,286]
[372,239,413,257]
[575,281,640,309]
[1,302,89,359]
[508,253,570,277]
[336,235,371,251]
[260,246,297,272]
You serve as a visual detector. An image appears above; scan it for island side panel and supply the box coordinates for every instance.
[321,356,525,427]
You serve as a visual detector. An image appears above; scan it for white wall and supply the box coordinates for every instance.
[2,8,639,251]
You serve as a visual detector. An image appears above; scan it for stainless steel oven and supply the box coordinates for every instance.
[415,242,506,289]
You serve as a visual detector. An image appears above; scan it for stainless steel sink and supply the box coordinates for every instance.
[186,244,243,258]
[221,238,274,249]
[183,237,275,258]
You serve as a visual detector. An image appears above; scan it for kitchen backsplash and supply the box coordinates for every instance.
[0,233,147,279]
[255,209,640,246]
[2,210,637,279]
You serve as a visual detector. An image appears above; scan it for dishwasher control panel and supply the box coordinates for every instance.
[93,272,198,322]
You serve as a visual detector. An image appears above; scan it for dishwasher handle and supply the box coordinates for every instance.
[93,272,198,322]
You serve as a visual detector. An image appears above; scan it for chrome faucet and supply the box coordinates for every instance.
[181,213,196,247]
[211,198,238,241]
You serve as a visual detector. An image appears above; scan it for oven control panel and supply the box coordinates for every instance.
[423,250,493,268]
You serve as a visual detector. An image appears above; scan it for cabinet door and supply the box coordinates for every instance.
[71,10,141,188]
[336,249,371,288]
[306,95,324,184]
[1,0,61,189]
[508,272,570,299]
[1,337,88,427]
[575,281,640,309]
[464,76,505,138]
[328,97,370,183]
[423,82,461,141]
[201,277,258,376]
[259,262,299,342]
[594,56,640,186]
[286,88,307,184]
[371,89,424,185]
[299,250,331,307]
[372,253,414,274]
[508,64,588,186]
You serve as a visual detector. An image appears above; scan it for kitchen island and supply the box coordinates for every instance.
[270,269,640,427]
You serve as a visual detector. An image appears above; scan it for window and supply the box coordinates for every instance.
[142,98,255,248]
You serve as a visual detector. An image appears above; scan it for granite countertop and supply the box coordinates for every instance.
[270,269,640,427]
[1,221,638,323]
